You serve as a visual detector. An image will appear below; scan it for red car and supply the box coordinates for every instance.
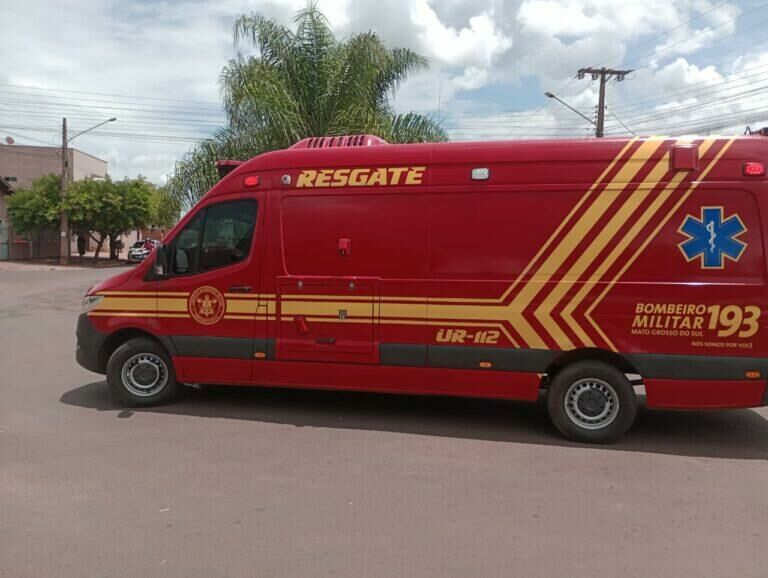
[76,134,768,443]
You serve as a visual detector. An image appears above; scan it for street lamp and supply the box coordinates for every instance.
[60,116,116,265]
[544,92,596,128]
[68,117,117,143]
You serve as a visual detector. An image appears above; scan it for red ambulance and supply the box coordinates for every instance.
[76,134,768,443]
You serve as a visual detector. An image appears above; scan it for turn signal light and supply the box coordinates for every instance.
[743,162,765,176]
[243,175,260,187]
[745,370,761,379]
[479,361,492,368]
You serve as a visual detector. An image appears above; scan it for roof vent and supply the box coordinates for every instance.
[215,160,243,180]
[290,135,389,149]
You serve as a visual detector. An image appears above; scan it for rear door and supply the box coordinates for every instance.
[276,276,378,363]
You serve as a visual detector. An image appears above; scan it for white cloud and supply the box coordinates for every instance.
[0,0,766,180]
[409,4,512,67]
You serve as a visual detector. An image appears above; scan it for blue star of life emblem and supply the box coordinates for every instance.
[678,206,747,269]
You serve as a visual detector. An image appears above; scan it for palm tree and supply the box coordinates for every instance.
[167,3,447,207]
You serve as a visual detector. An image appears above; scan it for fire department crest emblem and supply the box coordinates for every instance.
[189,286,226,325]
[678,206,747,269]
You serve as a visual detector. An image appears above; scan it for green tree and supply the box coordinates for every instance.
[6,174,60,235]
[148,185,181,230]
[167,3,447,207]
[65,177,153,259]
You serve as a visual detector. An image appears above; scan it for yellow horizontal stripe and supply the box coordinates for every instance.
[95,297,154,312]
[226,300,260,315]
[88,312,189,319]
[223,294,276,300]
[281,301,372,317]
[157,298,187,312]
[97,291,189,297]
[381,296,431,303]
[381,302,427,318]
[302,317,373,324]
[281,294,373,302]
[417,303,507,322]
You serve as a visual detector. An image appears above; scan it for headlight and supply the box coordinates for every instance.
[82,295,104,312]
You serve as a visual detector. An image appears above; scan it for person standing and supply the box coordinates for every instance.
[77,234,86,259]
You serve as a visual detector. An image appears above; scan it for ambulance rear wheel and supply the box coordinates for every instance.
[546,361,637,444]
[106,337,179,406]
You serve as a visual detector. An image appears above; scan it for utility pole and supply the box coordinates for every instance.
[60,117,69,265]
[58,116,116,265]
[577,67,632,138]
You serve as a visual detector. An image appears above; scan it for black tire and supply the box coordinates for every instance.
[546,361,637,444]
[106,337,179,407]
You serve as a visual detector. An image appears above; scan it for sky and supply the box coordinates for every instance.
[1,0,767,183]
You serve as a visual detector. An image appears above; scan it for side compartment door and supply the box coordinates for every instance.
[276,276,378,364]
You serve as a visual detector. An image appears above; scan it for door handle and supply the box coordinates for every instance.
[295,315,310,335]
[228,285,252,293]
[315,336,336,345]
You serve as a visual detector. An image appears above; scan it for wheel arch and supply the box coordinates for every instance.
[543,347,639,387]
[98,327,176,373]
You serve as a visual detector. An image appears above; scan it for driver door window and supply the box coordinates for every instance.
[172,212,202,275]
[171,200,257,276]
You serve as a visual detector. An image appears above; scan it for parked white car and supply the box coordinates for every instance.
[127,240,157,263]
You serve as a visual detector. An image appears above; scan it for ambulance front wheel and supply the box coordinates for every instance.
[546,361,637,444]
[106,337,179,406]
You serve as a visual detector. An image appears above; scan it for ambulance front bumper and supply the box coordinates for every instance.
[76,313,107,374]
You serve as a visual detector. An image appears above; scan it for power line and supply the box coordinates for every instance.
[622,86,768,127]
[0,124,204,144]
[0,95,226,119]
[515,2,745,133]
[608,63,768,114]
[624,2,768,69]
[605,106,636,136]
[0,83,221,108]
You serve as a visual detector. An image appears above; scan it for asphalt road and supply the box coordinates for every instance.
[1,263,767,577]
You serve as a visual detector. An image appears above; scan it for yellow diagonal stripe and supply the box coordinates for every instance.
[585,138,734,351]
[544,140,695,348]
[561,138,714,346]
[516,139,664,349]
[492,138,640,307]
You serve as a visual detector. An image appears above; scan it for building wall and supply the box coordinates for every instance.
[72,149,109,181]
[0,145,108,260]
[0,145,107,189]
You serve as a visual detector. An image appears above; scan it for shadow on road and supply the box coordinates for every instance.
[61,381,768,460]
